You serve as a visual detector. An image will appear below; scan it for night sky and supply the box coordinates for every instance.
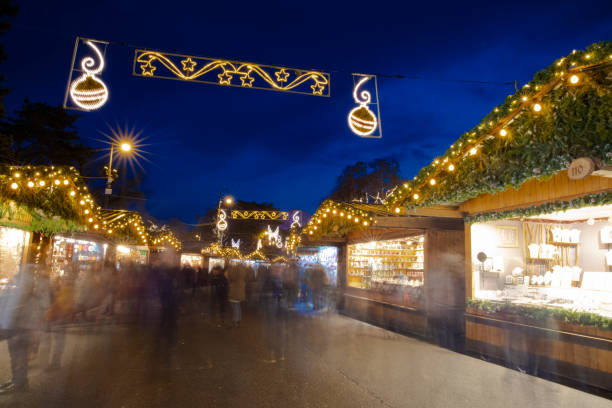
[2,1,611,223]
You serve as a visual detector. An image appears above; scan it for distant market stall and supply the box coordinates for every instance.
[302,200,464,342]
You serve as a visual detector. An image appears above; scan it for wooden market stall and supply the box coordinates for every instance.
[302,201,466,347]
[382,42,612,391]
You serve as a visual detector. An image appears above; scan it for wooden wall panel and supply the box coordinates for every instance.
[460,172,612,215]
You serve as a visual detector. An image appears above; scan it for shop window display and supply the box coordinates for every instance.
[50,236,107,279]
[471,205,612,317]
[298,246,338,286]
[0,227,30,288]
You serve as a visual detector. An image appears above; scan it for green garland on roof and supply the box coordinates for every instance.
[386,41,612,210]
[466,298,612,330]
[465,191,612,224]
[0,200,86,233]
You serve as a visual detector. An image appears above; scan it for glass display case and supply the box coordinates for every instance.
[50,235,107,279]
[348,235,425,289]
[471,205,612,318]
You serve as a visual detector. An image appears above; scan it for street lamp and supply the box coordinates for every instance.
[105,140,133,208]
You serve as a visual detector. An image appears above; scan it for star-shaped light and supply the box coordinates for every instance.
[275,69,290,83]
[140,62,157,77]
[240,74,255,87]
[311,82,326,95]
[181,57,197,72]
[218,71,233,85]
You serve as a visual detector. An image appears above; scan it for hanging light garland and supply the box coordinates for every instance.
[384,42,612,211]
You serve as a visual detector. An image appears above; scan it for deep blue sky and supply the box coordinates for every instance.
[3,0,611,223]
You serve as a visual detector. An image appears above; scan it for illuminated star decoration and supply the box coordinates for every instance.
[311,82,326,95]
[240,73,255,87]
[181,57,197,72]
[134,50,330,96]
[140,62,157,76]
[275,69,290,83]
[218,71,233,85]
[69,40,109,111]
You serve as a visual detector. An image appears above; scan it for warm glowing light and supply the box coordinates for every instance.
[363,221,368,226]
[403,183,408,188]
[340,212,344,217]
[354,217,359,223]
[499,129,507,136]
[63,180,69,185]
[94,224,99,229]
[413,193,419,200]
[522,96,528,102]
[394,207,401,214]
[88,218,93,223]
[70,191,76,196]
[533,103,542,112]
[84,209,89,214]
[469,147,478,155]
[120,142,132,152]
[54,179,60,185]
[135,49,329,96]
[10,182,18,190]
[39,180,45,187]
[348,214,352,219]
[70,41,109,111]
[80,200,85,205]
[429,179,436,186]
[14,173,20,178]
[332,209,337,214]
[348,75,379,137]
[448,164,455,171]
[569,74,579,84]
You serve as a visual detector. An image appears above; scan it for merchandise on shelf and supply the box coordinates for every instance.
[348,235,425,290]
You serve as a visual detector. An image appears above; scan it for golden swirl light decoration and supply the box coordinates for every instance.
[70,41,109,110]
[133,50,330,96]
[348,75,378,137]
[231,210,289,220]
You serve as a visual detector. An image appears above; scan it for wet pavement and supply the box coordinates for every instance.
[0,294,610,408]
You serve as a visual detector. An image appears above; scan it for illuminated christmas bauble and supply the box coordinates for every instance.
[348,105,377,136]
[70,74,109,110]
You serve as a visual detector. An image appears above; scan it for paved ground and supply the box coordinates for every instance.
[0,294,610,408]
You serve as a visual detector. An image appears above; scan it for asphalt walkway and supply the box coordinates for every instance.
[0,296,610,408]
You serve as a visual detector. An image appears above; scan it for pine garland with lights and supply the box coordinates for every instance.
[465,191,612,224]
[386,41,612,211]
[304,199,374,239]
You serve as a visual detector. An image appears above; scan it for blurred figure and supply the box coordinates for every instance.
[209,264,228,327]
[0,265,50,394]
[259,267,286,363]
[307,263,327,310]
[281,261,299,310]
[227,263,247,327]
[156,261,178,329]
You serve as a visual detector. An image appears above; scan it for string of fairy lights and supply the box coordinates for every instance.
[384,47,612,211]
[303,200,374,237]
[1,165,181,249]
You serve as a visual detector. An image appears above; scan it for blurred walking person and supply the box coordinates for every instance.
[281,261,299,310]
[209,264,228,327]
[0,265,50,394]
[227,263,246,327]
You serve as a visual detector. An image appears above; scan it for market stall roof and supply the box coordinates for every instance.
[0,165,98,233]
[382,41,612,212]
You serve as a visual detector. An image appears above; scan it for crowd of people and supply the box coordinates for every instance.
[0,257,334,394]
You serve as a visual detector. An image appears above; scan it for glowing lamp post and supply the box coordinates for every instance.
[104,141,133,208]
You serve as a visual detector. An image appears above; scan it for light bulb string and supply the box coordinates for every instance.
[390,57,612,209]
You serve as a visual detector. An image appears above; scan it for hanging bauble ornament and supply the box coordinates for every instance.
[70,41,109,110]
[348,76,378,136]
